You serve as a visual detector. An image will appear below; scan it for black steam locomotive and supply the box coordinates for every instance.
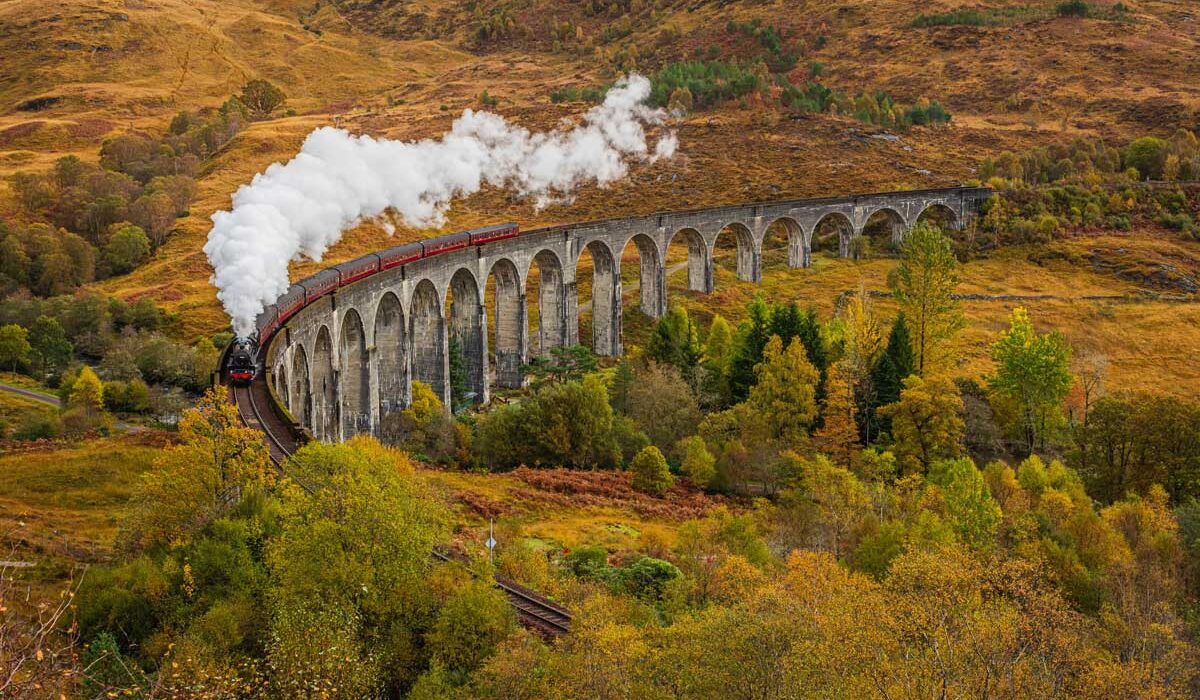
[227,337,258,384]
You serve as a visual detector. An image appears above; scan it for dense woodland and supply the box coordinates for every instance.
[0,82,293,438]
[0,80,286,301]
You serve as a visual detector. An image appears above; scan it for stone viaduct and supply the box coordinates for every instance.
[264,186,991,443]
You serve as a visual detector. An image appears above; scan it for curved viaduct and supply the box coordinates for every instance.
[264,186,990,442]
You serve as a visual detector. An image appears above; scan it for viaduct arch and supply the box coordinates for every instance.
[264,186,990,442]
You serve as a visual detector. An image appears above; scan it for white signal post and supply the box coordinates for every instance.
[486,518,497,565]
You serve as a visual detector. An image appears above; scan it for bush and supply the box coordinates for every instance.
[104,378,151,414]
[911,9,990,27]
[615,556,682,602]
[475,375,620,470]
[631,445,673,496]
[378,381,460,464]
[678,435,716,489]
[61,405,113,436]
[1158,212,1194,231]
[667,86,694,114]
[427,581,515,676]
[1107,214,1132,231]
[565,545,611,579]
[81,632,146,697]
[1056,0,1090,17]
[781,81,836,113]
[14,411,62,440]
[549,86,605,104]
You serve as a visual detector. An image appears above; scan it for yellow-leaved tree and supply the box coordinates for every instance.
[879,374,964,475]
[890,222,963,376]
[120,388,274,550]
[744,335,820,447]
[62,364,113,435]
[815,361,862,468]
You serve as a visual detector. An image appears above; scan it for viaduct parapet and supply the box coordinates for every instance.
[264,186,991,442]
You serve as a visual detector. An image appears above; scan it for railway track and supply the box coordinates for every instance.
[431,548,572,636]
[228,376,295,466]
[223,365,572,637]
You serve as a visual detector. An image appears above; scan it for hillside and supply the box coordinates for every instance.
[1,0,1198,355]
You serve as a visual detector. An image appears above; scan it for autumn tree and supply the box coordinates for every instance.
[28,316,73,373]
[678,435,716,489]
[624,361,702,453]
[0,234,30,286]
[745,335,821,447]
[1073,393,1200,503]
[380,379,459,463]
[988,307,1073,454]
[701,314,734,407]
[427,580,516,678]
[66,365,105,417]
[781,453,871,558]
[268,437,448,696]
[880,374,964,474]
[147,174,197,215]
[101,224,150,274]
[0,323,30,371]
[815,362,861,468]
[1124,136,1168,179]
[631,445,673,496]
[890,222,963,376]
[239,79,287,119]
[839,287,885,443]
[120,388,274,549]
[929,457,1001,548]
[128,192,175,245]
[475,374,620,469]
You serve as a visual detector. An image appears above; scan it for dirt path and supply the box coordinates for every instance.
[0,381,60,408]
[834,289,1200,309]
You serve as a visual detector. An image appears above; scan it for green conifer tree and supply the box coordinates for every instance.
[872,313,916,436]
[728,296,773,401]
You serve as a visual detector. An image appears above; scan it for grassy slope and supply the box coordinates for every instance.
[0,434,167,570]
[647,234,1200,397]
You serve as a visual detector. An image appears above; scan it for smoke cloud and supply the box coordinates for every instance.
[204,74,677,336]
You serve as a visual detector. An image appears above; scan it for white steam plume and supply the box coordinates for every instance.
[204,74,677,336]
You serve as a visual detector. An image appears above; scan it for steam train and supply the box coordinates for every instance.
[227,222,520,378]
[226,337,258,384]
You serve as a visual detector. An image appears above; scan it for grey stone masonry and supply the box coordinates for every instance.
[264,186,990,442]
